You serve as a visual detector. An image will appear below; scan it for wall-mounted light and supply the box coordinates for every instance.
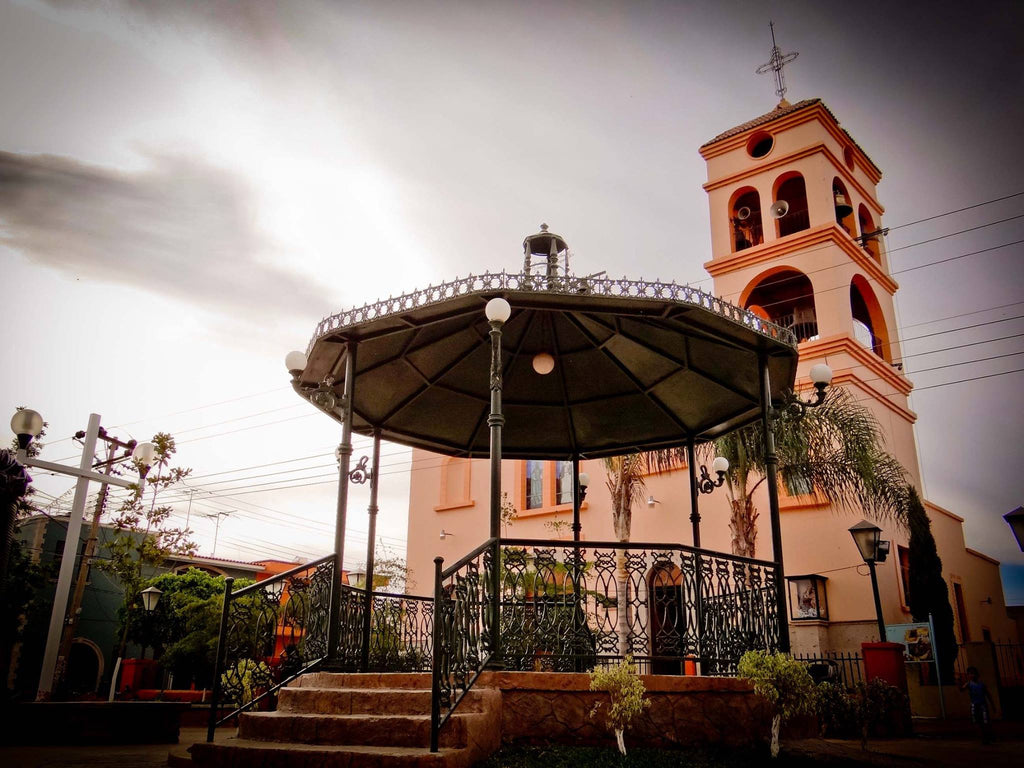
[647,496,661,508]
[578,472,589,502]
[440,529,455,540]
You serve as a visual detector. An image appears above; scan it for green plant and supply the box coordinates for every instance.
[221,658,273,706]
[737,650,815,758]
[856,678,910,744]
[589,655,650,755]
[544,518,571,537]
[500,491,519,534]
[813,681,857,738]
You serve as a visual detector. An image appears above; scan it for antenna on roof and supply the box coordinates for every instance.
[755,21,798,103]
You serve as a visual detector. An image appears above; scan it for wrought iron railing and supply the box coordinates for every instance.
[207,554,334,741]
[308,271,797,351]
[793,651,865,689]
[430,538,496,752]
[428,536,779,750]
[366,590,433,671]
[498,538,779,676]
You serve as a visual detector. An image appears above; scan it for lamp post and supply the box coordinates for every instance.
[11,409,149,700]
[1004,506,1024,552]
[684,437,729,549]
[140,585,163,613]
[849,519,890,641]
[485,297,510,662]
[761,360,834,654]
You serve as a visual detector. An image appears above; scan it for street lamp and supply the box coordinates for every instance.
[1004,506,1024,552]
[12,409,148,700]
[849,519,890,642]
[140,585,162,613]
[10,409,44,450]
[577,472,589,503]
[485,297,510,661]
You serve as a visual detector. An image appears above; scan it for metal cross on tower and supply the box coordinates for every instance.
[755,21,798,101]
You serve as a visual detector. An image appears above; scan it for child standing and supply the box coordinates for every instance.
[960,666,996,743]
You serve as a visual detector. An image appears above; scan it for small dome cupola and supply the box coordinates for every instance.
[523,223,570,288]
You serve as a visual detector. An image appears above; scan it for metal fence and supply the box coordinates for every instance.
[495,538,780,677]
[208,556,434,741]
[792,651,865,689]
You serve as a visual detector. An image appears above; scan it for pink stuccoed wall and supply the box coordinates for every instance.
[405,99,1018,656]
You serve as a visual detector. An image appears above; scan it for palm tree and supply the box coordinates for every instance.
[603,454,647,657]
[707,387,908,559]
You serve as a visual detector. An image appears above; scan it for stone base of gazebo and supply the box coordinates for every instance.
[480,671,773,750]
[186,670,778,767]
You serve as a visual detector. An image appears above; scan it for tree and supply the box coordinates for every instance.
[709,388,908,559]
[97,432,194,667]
[589,654,650,755]
[125,568,252,688]
[905,486,958,680]
[603,454,647,657]
[738,650,815,758]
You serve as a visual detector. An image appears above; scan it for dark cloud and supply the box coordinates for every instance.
[0,150,332,319]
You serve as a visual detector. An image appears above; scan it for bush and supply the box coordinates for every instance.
[738,651,815,757]
[589,655,650,755]
[814,682,857,738]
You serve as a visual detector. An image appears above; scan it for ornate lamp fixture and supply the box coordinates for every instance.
[696,456,730,495]
[849,519,890,641]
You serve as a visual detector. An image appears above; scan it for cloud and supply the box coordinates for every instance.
[0,150,332,320]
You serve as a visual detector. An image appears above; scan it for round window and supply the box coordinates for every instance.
[747,131,774,159]
[843,146,856,170]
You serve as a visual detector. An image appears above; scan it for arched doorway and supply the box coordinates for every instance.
[648,564,691,675]
[66,638,104,696]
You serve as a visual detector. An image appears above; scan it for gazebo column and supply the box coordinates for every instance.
[686,437,706,671]
[759,354,791,653]
[485,299,510,664]
[360,429,381,671]
[327,342,357,664]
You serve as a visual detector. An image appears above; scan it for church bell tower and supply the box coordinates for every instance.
[698,94,920,488]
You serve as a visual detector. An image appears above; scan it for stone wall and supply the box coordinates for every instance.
[477,671,772,750]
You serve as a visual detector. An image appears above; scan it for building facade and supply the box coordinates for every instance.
[406,98,1018,658]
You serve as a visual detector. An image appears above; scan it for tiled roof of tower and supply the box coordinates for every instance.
[700,98,821,148]
[700,97,880,174]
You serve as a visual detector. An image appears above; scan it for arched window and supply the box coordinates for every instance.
[850,276,891,362]
[773,173,810,238]
[858,205,882,262]
[438,457,472,510]
[743,268,818,343]
[832,178,855,235]
[729,187,763,252]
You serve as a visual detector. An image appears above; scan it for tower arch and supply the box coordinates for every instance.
[741,266,819,343]
[850,274,891,362]
[772,172,810,238]
[728,186,764,252]
[858,204,882,263]
[832,177,855,235]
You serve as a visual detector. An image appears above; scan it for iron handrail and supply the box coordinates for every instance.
[441,535,498,579]
[207,553,335,742]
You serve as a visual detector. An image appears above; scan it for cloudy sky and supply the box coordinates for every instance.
[2,0,1022,600]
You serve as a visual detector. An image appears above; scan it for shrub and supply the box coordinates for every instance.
[589,655,650,755]
[814,681,857,738]
[737,651,815,757]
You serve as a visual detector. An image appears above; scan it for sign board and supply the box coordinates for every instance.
[886,622,934,663]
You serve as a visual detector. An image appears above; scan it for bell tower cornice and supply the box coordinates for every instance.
[703,223,899,295]
[700,100,882,186]
[703,142,885,218]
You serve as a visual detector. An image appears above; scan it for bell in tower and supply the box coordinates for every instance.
[523,223,570,289]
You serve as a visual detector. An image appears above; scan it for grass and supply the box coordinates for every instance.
[474,743,869,768]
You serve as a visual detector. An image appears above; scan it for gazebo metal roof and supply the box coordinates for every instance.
[297,271,798,459]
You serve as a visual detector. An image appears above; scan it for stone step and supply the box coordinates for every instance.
[293,672,433,690]
[189,739,466,768]
[238,711,480,749]
[278,686,488,715]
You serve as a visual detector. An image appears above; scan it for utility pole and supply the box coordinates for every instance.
[54,428,136,695]
[205,511,232,557]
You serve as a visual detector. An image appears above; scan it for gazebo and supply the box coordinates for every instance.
[208,226,810,749]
